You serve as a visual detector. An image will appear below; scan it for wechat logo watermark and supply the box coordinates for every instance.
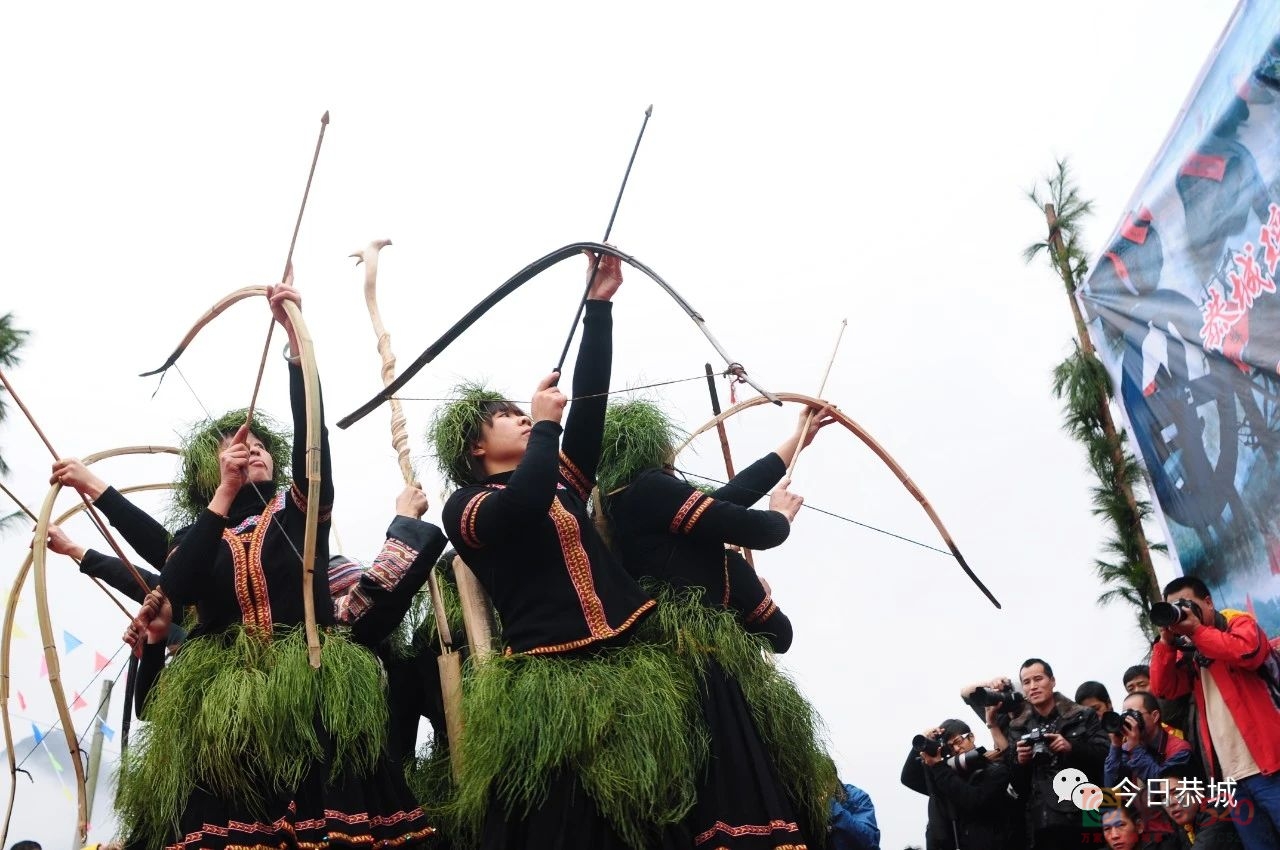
[1054,768,1104,811]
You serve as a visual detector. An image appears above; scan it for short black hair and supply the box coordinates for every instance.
[1099,798,1141,827]
[1163,576,1211,601]
[1122,690,1160,713]
[1122,664,1150,686]
[1020,658,1054,679]
[10,841,42,850]
[1074,681,1110,704]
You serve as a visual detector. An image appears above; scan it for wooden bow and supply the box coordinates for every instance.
[141,288,325,667]
[4,444,178,846]
[338,241,779,430]
[676,392,1001,609]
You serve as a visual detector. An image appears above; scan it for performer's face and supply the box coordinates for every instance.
[222,431,274,483]
[472,408,533,468]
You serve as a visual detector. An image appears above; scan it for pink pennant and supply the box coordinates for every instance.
[37,656,47,679]
[93,651,110,672]
[16,691,25,711]
[70,691,87,711]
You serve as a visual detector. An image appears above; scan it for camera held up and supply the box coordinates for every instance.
[1100,708,1145,736]
[1150,598,1203,628]
[970,684,1026,714]
[911,733,989,778]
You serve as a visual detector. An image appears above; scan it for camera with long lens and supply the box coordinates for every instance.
[944,747,989,778]
[1019,726,1057,764]
[1100,708,1145,736]
[971,684,1026,714]
[1150,598,1203,628]
[911,733,948,758]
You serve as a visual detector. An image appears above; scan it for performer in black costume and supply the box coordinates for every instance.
[116,278,436,850]
[597,399,841,849]
[430,254,698,850]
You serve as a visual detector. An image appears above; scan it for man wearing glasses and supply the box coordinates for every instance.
[900,718,1019,849]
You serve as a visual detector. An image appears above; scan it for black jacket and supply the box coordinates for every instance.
[1003,693,1109,833]
[901,748,1018,850]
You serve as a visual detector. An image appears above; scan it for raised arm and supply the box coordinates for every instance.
[710,453,787,507]
[561,254,621,483]
[52,459,172,568]
[340,486,448,647]
[443,375,567,548]
[47,524,159,604]
[286,361,334,512]
[161,427,248,605]
[629,470,794,550]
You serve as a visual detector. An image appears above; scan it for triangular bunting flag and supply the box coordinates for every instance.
[98,720,115,742]
[62,630,82,654]
[48,748,62,774]
[30,722,43,745]
[11,623,26,640]
[70,691,86,711]
[16,691,25,711]
[37,656,47,679]
[93,651,110,672]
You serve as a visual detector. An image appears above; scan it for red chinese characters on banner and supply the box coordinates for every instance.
[1199,203,1280,364]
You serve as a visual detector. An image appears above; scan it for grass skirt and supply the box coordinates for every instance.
[117,626,435,850]
[443,590,837,850]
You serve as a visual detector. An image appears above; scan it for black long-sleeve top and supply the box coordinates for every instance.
[441,301,654,655]
[80,553,159,604]
[161,363,334,635]
[76,485,173,603]
[137,516,445,723]
[606,452,794,652]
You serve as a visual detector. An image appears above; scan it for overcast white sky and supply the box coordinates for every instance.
[0,1,1250,847]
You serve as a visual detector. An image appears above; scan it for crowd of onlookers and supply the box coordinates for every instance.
[899,576,1280,850]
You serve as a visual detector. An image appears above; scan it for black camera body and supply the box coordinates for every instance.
[1100,708,1145,736]
[1019,725,1057,764]
[1151,598,1204,628]
[912,733,948,758]
[972,685,1026,714]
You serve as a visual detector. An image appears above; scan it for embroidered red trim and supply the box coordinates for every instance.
[459,491,492,548]
[558,451,592,499]
[694,818,803,846]
[547,496,610,637]
[519,599,657,656]
[670,491,703,533]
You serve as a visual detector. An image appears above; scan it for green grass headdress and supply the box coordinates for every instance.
[173,408,291,524]
[428,383,524,489]
[597,399,685,499]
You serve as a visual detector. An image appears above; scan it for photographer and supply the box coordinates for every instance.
[1103,691,1193,787]
[1004,658,1109,849]
[900,718,1015,850]
[1149,577,1280,849]
[1103,691,1191,844]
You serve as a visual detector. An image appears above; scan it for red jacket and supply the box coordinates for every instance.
[1150,609,1280,778]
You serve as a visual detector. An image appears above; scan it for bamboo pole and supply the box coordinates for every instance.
[1045,202,1161,605]
[78,679,113,847]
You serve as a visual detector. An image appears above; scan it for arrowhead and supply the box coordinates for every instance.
[644,104,653,117]
[320,110,330,125]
